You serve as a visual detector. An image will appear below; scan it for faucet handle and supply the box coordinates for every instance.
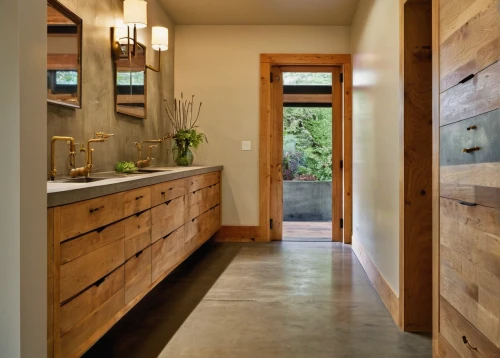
[95,132,115,139]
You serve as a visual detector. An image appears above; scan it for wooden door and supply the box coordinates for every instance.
[269,66,343,242]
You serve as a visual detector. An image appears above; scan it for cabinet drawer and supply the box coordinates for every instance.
[185,183,221,222]
[440,109,500,167]
[440,197,500,348]
[440,296,500,357]
[124,210,151,259]
[60,238,125,303]
[61,285,124,358]
[440,0,499,92]
[151,225,185,282]
[184,206,219,253]
[187,171,220,193]
[59,193,124,241]
[60,266,124,336]
[125,246,151,304]
[123,187,151,217]
[60,221,125,265]
[151,178,187,207]
[151,196,185,243]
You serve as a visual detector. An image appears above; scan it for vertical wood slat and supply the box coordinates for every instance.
[343,62,353,244]
[401,0,433,332]
[270,66,284,241]
[259,61,272,242]
[332,67,343,242]
[432,0,441,354]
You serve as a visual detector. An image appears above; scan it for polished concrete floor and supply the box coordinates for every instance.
[84,242,431,358]
[283,221,332,242]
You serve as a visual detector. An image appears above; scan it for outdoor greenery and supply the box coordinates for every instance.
[55,71,78,85]
[283,107,332,181]
[282,72,333,182]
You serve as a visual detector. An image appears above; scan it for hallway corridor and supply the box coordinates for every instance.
[84,242,431,358]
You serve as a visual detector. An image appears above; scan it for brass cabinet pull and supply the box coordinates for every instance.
[463,147,480,153]
[462,336,477,351]
[466,125,477,131]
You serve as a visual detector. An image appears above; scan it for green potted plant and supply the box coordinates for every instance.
[164,94,208,166]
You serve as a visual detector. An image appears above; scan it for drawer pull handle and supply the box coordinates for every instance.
[165,200,172,206]
[94,277,105,287]
[135,196,144,200]
[89,206,103,214]
[462,336,477,351]
[135,250,143,258]
[169,188,173,191]
[161,191,166,195]
[463,147,480,153]
[459,74,475,84]
[466,125,477,131]
[459,201,477,207]
[163,232,172,240]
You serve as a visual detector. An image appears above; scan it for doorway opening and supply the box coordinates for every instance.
[281,71,333,242]
[259,54,352,244]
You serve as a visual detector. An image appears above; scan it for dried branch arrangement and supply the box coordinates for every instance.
[164,93,203,132]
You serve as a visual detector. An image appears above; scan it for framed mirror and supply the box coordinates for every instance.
[47,0,82,109]
[114,39,147,119]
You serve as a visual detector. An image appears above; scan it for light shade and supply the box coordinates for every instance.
[124,0,147,29]
[152,26,168,51]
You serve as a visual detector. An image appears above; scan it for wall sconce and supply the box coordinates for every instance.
[123,0,147,57]
[146,26,168,72]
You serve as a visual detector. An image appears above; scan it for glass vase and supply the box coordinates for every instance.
[173,147,194,166]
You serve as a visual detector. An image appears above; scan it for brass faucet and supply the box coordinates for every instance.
[70,133,114,178]
[135,139,163,168]
[49,136,76,181]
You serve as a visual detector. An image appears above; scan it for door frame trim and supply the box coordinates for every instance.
[259,54,353,243]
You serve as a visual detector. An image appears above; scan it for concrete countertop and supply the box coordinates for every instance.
[47,165,223,208]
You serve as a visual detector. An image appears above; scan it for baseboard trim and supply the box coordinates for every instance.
[351,235,400,328]
[215,226,264,242]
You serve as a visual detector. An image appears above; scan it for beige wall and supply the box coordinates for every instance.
[1,0,47,356]
[47,0,175,176]
[351,0,401,294]
[174,25,351,226]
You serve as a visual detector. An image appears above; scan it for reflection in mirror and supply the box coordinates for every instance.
[115,41,147,119]
[47,0,82,108]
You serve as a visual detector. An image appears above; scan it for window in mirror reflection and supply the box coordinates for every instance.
[47,1,82,108]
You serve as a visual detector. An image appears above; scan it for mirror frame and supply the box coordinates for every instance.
[113,36,148,119]
[47,0,83,109]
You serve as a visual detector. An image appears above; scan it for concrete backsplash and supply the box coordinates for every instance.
[47,0,175,177]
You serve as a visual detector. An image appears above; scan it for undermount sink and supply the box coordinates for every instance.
[59,177,109,183]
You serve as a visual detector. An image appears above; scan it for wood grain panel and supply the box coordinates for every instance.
[440,197,500,347]
[60,221,125,265]
[60,289,124,358]
[214,226,261,242]
[124,210,151,259]
[151,225,185,282]
[185,183,220,222]
[47,209,54,358]
[332,68,343,243]
[187,172,220,193]
[440,61,500,126]
[282,93,332,104]
[151,196,185,242]
[47,54,78,70]
[59,193,124,241]
[60,266,124,336]
[123,187,151,217]
[60,239,125,303]
[401,0,433,332]
[151,178,187,207]
[343,62,353,244]
[261,54,351,65]
[440,296,500,357]
[441,183,500,208]
[124,246,151,304]
[440,0,499,92]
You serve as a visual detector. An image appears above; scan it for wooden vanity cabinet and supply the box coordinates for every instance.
[47,171,222,357]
